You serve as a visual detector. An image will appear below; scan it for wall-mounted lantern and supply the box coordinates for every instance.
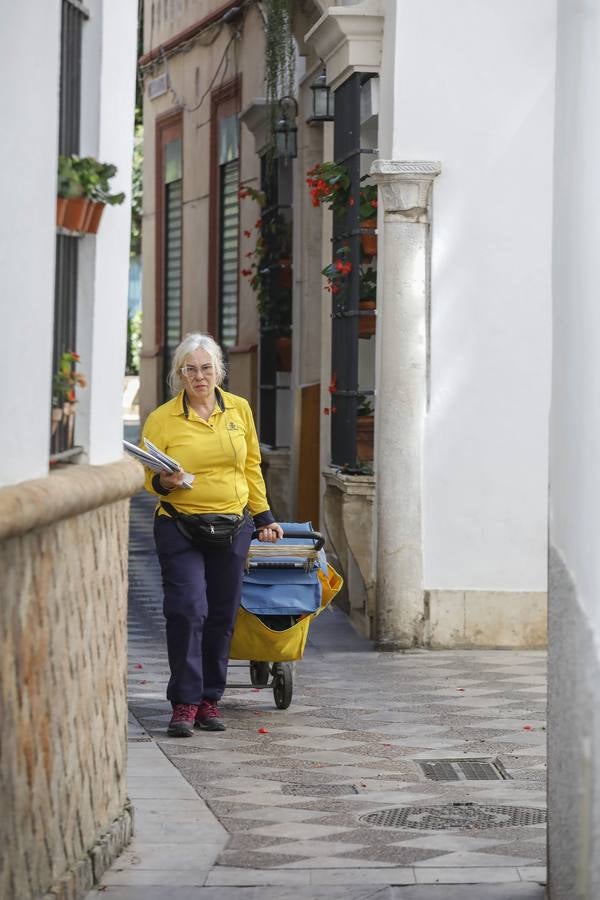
[274,96,298,160]
[309,66,334,122]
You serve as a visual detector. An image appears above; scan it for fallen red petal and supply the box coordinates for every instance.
[258,727,269,734]
[134,663,143,669]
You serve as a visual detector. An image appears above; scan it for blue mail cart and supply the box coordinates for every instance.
[228,522,343,708]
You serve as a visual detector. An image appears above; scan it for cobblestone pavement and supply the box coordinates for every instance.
[87,490,547,899]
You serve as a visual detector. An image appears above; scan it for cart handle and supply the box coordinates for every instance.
[251,528,325,551]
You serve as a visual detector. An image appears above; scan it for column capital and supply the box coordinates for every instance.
[370,160,441,222]
[304,3,383,91]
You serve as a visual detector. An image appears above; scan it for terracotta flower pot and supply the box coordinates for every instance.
[356,415,374,462]
[358,299,376,339]
[62,197,90,232]
[83,201,106,234]
[276,335,292,372]
[360,218,377,257]
[56,197,68,227]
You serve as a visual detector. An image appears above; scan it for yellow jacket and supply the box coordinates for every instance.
[141,388,271,520]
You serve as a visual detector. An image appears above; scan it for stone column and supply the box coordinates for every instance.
[370,160,441,650]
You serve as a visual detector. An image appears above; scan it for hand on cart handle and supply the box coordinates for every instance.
[250,526,326,551]
[256,523,284,543]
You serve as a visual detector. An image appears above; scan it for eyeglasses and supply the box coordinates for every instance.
[180,364,214,378]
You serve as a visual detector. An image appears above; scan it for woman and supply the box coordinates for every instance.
[142,333,283,737]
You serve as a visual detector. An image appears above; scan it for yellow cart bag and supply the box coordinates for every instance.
[230,562,343,663]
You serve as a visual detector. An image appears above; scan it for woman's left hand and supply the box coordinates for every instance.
[257,523,284,543]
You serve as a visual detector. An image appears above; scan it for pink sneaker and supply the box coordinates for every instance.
[167,703,198,737]
[195,700,225,731]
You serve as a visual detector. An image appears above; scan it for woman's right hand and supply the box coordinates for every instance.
[159,469,185,491]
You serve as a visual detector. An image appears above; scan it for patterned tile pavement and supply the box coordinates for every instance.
[92,483,547,898]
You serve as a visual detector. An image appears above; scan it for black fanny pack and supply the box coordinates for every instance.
[161,502,247,548]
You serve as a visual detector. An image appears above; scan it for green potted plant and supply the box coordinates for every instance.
[83,159,126,233]
[57,155,125,234]
[57,156,89,231]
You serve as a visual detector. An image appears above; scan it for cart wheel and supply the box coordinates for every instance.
[249,661,270,686]
[273,662,293,709]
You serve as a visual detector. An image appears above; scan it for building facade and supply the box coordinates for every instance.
[139,0,325,526]
[139,0,552,650]
[0,2,141,898]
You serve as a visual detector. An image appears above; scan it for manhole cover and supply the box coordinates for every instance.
[282,783,359,796]
[359,803,546,830]
[418,758,510,782]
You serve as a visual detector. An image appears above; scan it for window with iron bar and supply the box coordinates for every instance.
[258,155,292,448]
[330,73,377,470]
[50,0,88,461]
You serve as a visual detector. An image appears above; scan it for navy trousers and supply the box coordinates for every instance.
[153,513,253,704]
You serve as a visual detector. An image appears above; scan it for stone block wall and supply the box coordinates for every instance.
[0,460,143,900]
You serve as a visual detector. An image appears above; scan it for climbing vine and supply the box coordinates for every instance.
[263,0,295,149]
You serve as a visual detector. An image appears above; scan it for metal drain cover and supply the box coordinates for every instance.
[282,783,359,796]
[359,803,546,830]
[418,758,509,782]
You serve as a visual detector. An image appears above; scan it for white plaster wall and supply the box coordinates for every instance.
[0,2,61,486]
[386,0,555,590]
[78,0,138,465]
[550,0,600,637]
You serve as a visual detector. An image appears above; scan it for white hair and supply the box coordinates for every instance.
[167,333,226,395]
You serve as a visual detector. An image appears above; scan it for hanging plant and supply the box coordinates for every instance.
[264,0,295,151]
[306,161,351,213]
[321,245,352,296]
[239,183,292,332]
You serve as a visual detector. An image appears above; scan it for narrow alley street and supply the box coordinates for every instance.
[85,491,548,899]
